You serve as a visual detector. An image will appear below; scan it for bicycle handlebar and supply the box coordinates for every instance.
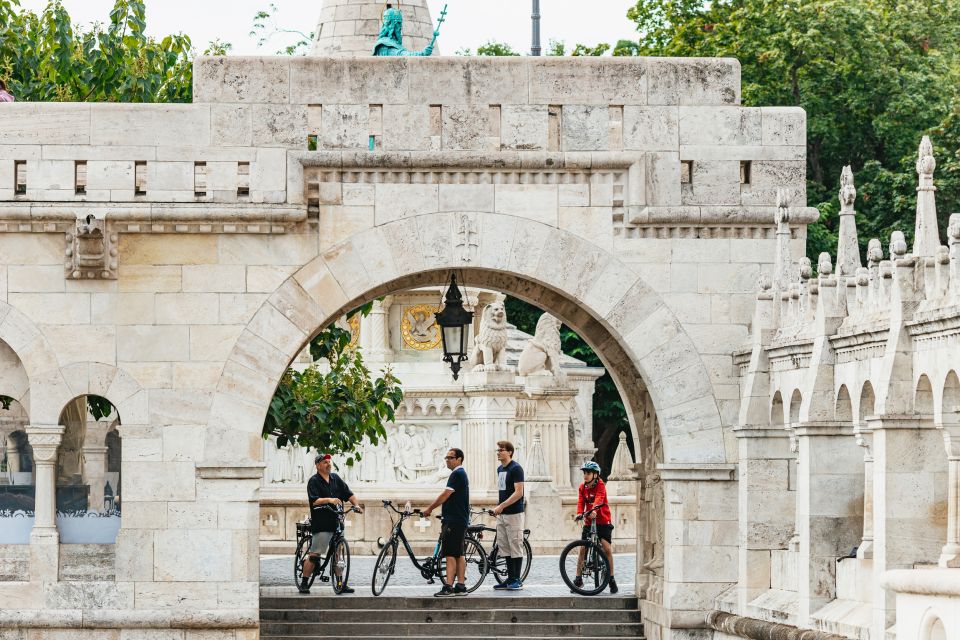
[315,504,361,515]
[574,502,607,522]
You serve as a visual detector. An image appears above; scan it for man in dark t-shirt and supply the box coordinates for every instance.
[299,453,362,594]
[493,440,525,590]
[424,448,469,597]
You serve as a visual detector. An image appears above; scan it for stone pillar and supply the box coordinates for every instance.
[794,422,864,623]
[939,427,960,567]
[83,420,112,513]
[734,426,794,610]
[524,383,576,491]
[463,370,518,496]
[869,415,947,638]
[25,425,65,580]
[854,424,874,558]
[362,297,394,362]
[642,463,737,640]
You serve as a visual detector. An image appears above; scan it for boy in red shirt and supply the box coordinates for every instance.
[574,461,617,593]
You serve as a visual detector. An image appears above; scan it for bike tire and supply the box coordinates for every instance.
[520,538,533,583]
[559,539,610,596]
[461,536,489,593]
[294,535,317,589]
[489,547,508,586]
[371,540,397,596]
[331,537,350,594]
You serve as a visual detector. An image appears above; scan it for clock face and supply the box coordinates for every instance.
[401,304,442,351]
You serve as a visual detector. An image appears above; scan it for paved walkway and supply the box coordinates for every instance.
[260,553,637,594]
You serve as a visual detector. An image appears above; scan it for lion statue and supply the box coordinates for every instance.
[518,313,566,382]
[469,296,509,372]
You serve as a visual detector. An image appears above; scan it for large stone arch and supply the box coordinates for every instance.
[202,212,727,468]
[0,300,71,423]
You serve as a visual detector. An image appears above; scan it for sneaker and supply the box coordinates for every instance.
[573,576,583,588]
[493,580,511,590]
[297,579,311,595]
[453,583,468,596]
[339,585,355,594]
[608,577,618,594]
[506,579,523,591]
[434,584,455,598]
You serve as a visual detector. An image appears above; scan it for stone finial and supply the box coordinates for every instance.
[867,238,884,266]
[917,136,936,177]
[758,272,773,292]
[856,266,870,287]
[608,432,637,482]
[817,252,833,277]
[799,257,812,281]
[949,213,960,245]
[836,165,862,277]
[913,136,941,257]
[839,165,857,209]
[890,230,908,260]
[525,430,552,481]
[775,189,791,224]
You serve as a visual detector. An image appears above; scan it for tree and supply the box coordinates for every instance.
[250,2,313,56]
[0,0,199,102]
[262,307,404,464]
[623,0,960,261]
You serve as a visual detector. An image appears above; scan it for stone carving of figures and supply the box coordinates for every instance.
[469,295,510,372]
[270,442,292,483]
[526,430,551,480]
[391,424,417,482]
[359,438,379,483]
[513,427,525,466]
[517,313,566,382]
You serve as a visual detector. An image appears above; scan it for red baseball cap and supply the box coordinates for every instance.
[314,453,332,463]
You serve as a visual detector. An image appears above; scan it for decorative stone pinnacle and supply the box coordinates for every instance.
[917,136,936,176]
[949,214,960,243]
[867,238,883,266]
[799,257,812,281]
[839,165,856,210]
[817,252,833,277]
[890,230,908,259]
[856,267,870,287]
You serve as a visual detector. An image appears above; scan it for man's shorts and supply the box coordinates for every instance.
[309,531,334,556]
[440,522,466,558]
[581,524,614,544]
[495,512,525,557]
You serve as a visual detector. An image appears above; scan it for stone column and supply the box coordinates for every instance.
[869,415,947,638]
[939,427,960,567]
[362,297,394,362]
[854,424,874,558]
[524,383,576,491]
[794,422,864,623]
[642,463,738,640]
[463,371,518,496]
[83,420,113,513]
[733,426,795,610]
[25,425,65,580]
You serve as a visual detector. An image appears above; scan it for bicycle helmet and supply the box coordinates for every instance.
[580,461,601,473]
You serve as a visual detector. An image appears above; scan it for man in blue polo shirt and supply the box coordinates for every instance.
[423,447,469,597]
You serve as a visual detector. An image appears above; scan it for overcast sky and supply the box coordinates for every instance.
[16,1,639,56]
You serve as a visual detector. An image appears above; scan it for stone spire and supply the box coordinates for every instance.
[913,135,941,258]
[310,0,436,57]
[836,165,862,277]
[774,189,794,290]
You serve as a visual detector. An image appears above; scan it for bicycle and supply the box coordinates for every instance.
[294,504,359,594]
[559,503,611,595]
[467,508,533,586]
[371,500,488,596]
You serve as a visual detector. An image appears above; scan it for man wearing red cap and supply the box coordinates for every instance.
[299,453,362,594]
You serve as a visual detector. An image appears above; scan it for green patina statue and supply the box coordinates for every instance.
[373,3,447,57]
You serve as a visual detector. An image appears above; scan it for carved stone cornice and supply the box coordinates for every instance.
[828,326,890,364]
[765,337,814,371]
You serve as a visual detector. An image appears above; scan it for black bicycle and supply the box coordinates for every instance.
[559,503,611,595]
[294,504,359,594]
[467,508,533,586]
[371,500,488,596]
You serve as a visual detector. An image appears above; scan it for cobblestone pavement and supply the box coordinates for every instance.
[261,553,637,591]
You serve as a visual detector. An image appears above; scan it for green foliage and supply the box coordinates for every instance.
[250,2,313,56]
[263,307,403,464]
[475,41,521,56]
[624,0,960,261]
[0,396,12,411]
[0,0,195,102]
[504,297,631,476]
[87,395,116,421]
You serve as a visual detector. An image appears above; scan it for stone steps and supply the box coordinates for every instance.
[260,595,643,639]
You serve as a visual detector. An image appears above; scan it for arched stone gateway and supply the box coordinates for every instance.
[204,213,726,468]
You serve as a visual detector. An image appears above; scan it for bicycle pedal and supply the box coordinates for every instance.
[320,576,330,583]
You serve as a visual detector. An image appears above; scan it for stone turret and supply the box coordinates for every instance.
[310,0,436,57]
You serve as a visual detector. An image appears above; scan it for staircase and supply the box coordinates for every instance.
[260,593,644,639]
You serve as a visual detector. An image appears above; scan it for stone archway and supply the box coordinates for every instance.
[203,212,727,470]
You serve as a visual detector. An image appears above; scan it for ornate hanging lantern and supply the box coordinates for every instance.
[434,273,473,379]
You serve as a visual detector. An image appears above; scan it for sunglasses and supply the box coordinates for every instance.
[444,456,458,460]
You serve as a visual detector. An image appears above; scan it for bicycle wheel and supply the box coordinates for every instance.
[331,537,350,594]
[462,536,489,593]
[295,535,317,589]
[519,538,533,583]
[559,539,609,595]
[371,540,397,596]
[489,546,509,586]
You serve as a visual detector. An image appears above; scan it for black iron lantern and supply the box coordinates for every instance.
[434,273,474,380]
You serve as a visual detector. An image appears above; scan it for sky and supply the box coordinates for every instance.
[16,0,639,56]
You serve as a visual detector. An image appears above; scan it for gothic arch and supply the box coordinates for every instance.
[915,374,935,416]
[858,381,876,424]
[789,389,802,425]
[0,300,69,422]
[771,391,785,426]
[941,371,960,426]
[202,212,727,467]
[835,385,853,423]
